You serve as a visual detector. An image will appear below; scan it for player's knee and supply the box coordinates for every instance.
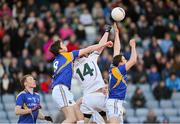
[74,103,80,110]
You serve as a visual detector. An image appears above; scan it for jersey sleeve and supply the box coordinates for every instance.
[117,64,127,76]
[88,51,100,62]
[71,50,80,61]
[16,93,24,107]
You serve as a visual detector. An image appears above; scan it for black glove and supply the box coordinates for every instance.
[31,104,42,112]
[105,25,112,32]
[45,116,53,122]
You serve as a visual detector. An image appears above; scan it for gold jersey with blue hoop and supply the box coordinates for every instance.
[108,64,128,100]
[51,50,79,89]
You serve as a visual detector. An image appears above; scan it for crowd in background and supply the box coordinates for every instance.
[0,0,180,117]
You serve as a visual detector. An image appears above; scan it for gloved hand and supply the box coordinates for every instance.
[45,116,53,122]
[105,25,112,32]
[31,104,42,112]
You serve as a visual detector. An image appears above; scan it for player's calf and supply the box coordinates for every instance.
[62,106,77,123]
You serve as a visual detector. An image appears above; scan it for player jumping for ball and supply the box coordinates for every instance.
[49,37,113,123]
[106,22,137,124]
[73,25,111,124]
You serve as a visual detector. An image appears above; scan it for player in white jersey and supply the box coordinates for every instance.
[73,25,111,123]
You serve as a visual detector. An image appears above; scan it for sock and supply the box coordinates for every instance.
[77,120,84,124]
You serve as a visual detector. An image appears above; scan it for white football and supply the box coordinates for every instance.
[111,7,125,21]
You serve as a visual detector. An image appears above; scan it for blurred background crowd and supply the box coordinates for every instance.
[0,0,180,123]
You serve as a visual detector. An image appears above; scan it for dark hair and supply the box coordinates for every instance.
[49,40,62,56]
[112,54,123,67]
[170,71,176,76]
[20,74,32,89]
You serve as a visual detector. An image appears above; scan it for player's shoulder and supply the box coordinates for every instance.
[34,92,39,96]
[16,91,26,99]
[109,64,124,73]
[117,64,126,70]
[74,57,86,66]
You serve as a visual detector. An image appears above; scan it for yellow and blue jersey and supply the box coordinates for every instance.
[16,90,40,123]
[51,50,79,89]
[108,64,128,100]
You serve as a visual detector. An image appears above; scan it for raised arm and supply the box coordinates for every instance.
[113,22,121,57]
[78,41,113,57]
[125,39,137,71]
[97,25,111,54]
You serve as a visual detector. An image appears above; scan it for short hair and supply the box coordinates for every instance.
[20,74,32,89]
[112,54,123,67]
[49,40,62,56]
[170,71,176,76]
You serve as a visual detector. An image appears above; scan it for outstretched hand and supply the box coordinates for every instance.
[106,41,113,47]
[129,39,136,47]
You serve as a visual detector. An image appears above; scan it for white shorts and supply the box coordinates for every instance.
[52,84,75,109]
[80,92,107,114]
[106,99,124,121]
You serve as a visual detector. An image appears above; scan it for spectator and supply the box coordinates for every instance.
[2,51,12,74]
[143,49,154,69]
[25,0,38,16]
[153,16,167,39]
[153,81,172,101]
[149,37,162,57]
[79,9,93,25]
[165,72,180,92]
[40,75,51,93]
[32,48,44,65]
[64,2,77,19]
[59,23,74,40]
[131,87,146,108]
[144,110,159,123]
[9,57,20,76]
[0,60,5,78]
[132,64,147,84]
[173,54,180,76]
[11,28,26,57]
[23,59,34,74]
[148,65,161,89]
[162,117,169,124]
[174,33,180,53]
[43,36,54,61]
[0,73,13,94]
[158,33,173,55]
[66,35,79,52]
[162,62,174,79]
[92,1,103,19]
[74,24,86,42]
[137,15,151,39]
[18,48,31,68]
